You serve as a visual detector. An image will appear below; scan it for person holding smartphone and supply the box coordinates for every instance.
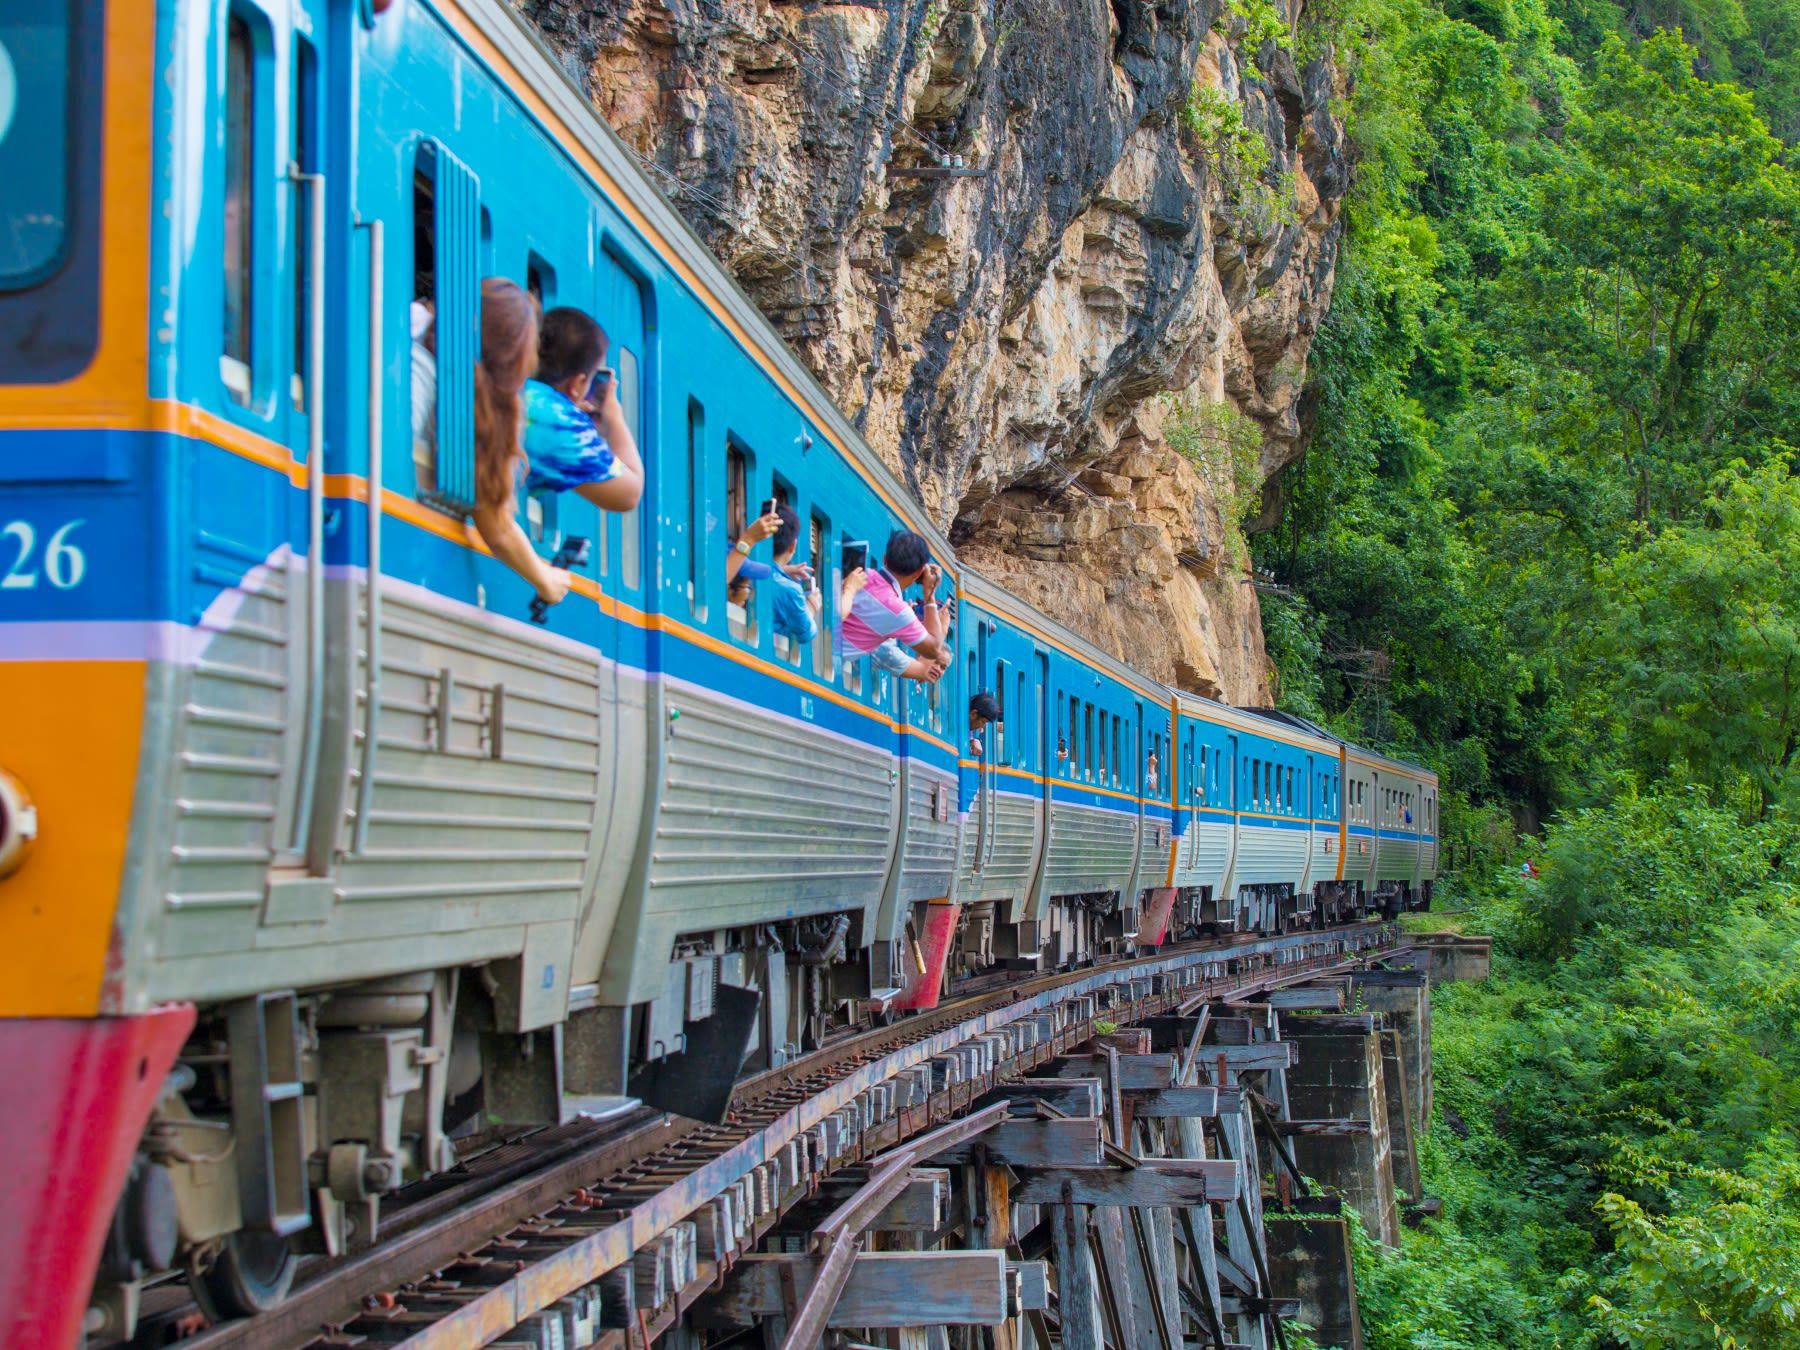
[838,530,951,683]
[727,504,822,645]
[521,307,645,512]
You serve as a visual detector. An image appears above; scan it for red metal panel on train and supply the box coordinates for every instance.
[0,1004,195,1350]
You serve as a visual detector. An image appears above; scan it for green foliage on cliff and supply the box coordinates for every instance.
[1259,0,1800,1341]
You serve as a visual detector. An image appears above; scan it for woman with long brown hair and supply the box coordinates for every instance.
[469,277,572,609]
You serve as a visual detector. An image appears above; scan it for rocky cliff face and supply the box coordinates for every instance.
[521,0,1348,703]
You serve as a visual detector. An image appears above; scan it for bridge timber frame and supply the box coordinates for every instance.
[186,924,1436,1350]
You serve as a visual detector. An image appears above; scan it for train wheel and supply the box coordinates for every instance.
[191,1230,296,1320]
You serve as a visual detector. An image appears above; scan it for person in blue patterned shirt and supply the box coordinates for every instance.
[522,307,644,511]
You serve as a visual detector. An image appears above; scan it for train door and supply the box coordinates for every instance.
[1217,733,1239,913]
[1180,724,1199,873]
[970,620,992,871]
[195,0,348,894]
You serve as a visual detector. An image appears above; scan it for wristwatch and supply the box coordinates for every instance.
[734,539,752,556]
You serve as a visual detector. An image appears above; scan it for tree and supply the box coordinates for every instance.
[1586,455,1800,811]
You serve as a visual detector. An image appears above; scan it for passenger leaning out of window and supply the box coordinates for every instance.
[523,307,645,511]
[467,279,574,609]
[840,530,950,684]
[968,690,1000,758]
[727,504,821,644]
[411,279,575,608]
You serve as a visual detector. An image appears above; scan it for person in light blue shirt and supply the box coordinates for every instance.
[727,504,820,645]
[522,307,644,511]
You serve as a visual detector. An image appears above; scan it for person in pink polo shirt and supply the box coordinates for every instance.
[838,530,951,683]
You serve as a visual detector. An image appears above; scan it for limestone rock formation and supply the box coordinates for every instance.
[520,0,1348,703]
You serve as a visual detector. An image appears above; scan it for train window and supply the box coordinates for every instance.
[221,11,257,403]
[1084,703,1096,780]
[993,663,1008,765]
[726,444,755,646]
[811,512,832,679]
[1251,762,1260,811]
[617,346,642,589]
[413,140,481,512]
[1287,767,1295,815]
[289,33,317,412]
[687,400,705,620]
[1112,715,1122,788]
[1097,710,1107,782]
[1016,670,1027,768]
[526,253,555,306]
[1067,696,1078,773]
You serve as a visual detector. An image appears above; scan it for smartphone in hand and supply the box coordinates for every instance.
[842,540,868,574]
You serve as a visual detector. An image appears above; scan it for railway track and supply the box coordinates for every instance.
[173,923,1403,1350]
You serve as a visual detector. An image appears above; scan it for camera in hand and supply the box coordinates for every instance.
[841,540,868,574]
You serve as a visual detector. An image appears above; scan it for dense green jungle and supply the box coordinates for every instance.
[1243,0,1800,1340]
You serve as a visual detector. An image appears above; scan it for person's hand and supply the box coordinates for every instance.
[581,369,617,417]
[782,561,815,588]
[841,566,868,600]
[938,595,955,625]
[921,562,942,596]
[744,511,781,546]
[535,567,573,607]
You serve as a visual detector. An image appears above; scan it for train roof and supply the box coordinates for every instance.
[478,0,956,568]
[957,568,1170,705]
[1239,709,1437,781]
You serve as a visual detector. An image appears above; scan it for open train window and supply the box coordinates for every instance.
[726,442,755,646]
[412,139,480,512]
[994,662,1007,765]
[617,347,642,589]
[289,33,317,412]
[1084,704,1096,781]
[526,253,555,306]
[811,511,832,679]
[1016,670,1027,770]
[687,400,705,620]
[221,10,257,403]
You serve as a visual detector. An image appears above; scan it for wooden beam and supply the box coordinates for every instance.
[1352,968,1429,988]
[1011,1258,1050,1311]
[1262,987,1347,1011]
[699,1252,1013,1328]
[1204,1043,1297,1072]
[1011,1161,1240,1206]
[807,1169,949,1229]
[931,1118,1104,1167]
[1278,1013,1376,1035]
[1052,1054,1176,1091]
[982,1079,1106,1117]
[1221,1295,1305,1317]
[1128,1085,1245,1118]
[1277,1118,1373,1135]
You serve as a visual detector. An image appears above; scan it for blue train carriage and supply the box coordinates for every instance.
[1165,698,1337,935]
[0,0,960,1336]
[945,578,1172,972]
[1339,744,1437,915]
[593,360,963,1096]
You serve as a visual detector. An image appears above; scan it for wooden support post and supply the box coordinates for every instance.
[1049,1200,1103,1350]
